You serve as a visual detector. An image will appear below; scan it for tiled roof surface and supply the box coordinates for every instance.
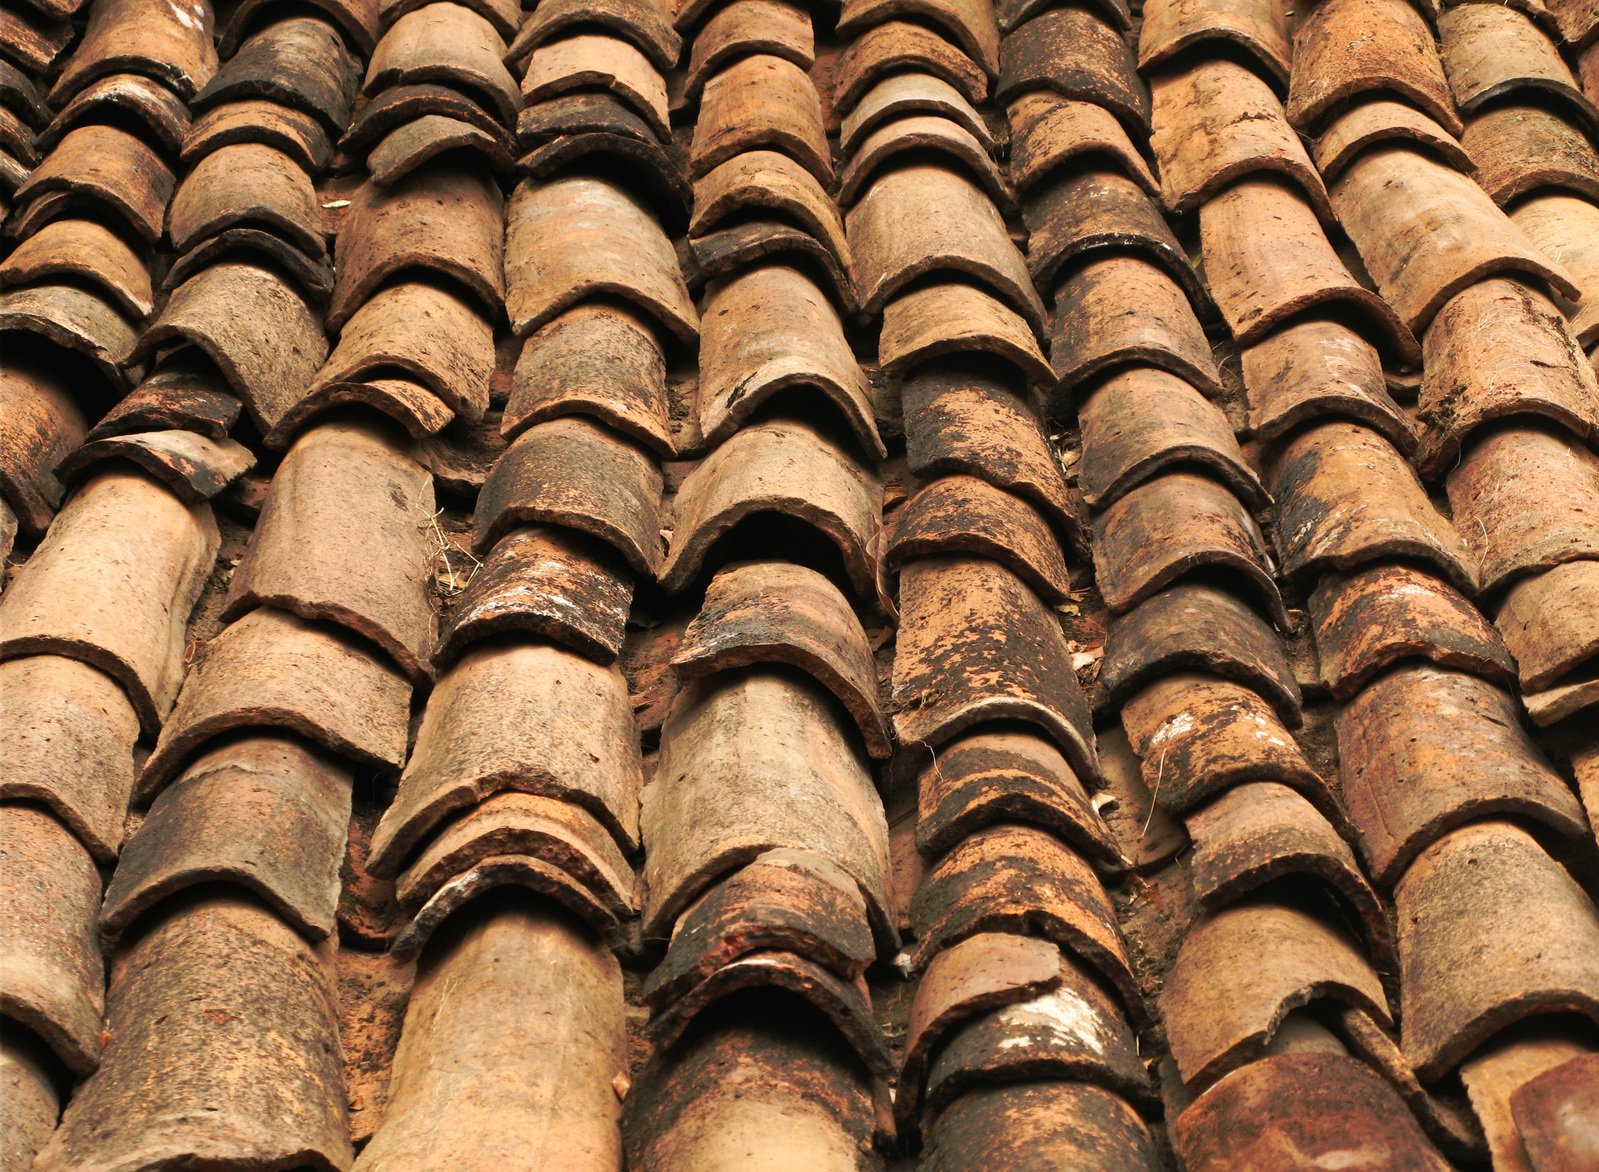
[2,0,1599,1162]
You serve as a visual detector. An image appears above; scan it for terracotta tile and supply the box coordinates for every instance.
[881,282,1054,386]
[103,735,352,942]
[355,904,626,1171]
[1511,1052,1599,1169]
[1333,147,1580,336]
[1007,93,1157,198]
[642,668,894,948]
[1119,671,1334,821]
[661,419,882,599]
[698,264,881,455]
[1310,563,1515,699]
[48,0,216,104]
[643,850,876,1007]
[509,0,680,72]
[1497,560,1599,691]
[0,105,34,164]
[134,260,330,437]
[840,114,1009,212]
[39,72,189,158]
[924,1082,1157,1170]
[183,99,334,173]
[1314,98,1475,182]
[833,22,989,118]
[368,114,514,184]
[220,0,378,56]
[0,805,105,1075]
[194,15,360,132]
[1465,105,1599,208]
[623,998,882,1168]
[139,607,412,800]
[34,896,351,1172]
[1447,426,1599,591]
[1175,1053,1452,1170]
[902,363,1076,536]
[168,143,324,263]
[1078,368,1262,511]
[692,53,832,182]
[394,790,635,927]
[889,474,1073,601]
[1162,902,1389,1089]
[892,555,1098,779]
[687,218,858,316]
[686,0,812,96]
[997,8,1148,133]
[505,174,696,344]
[382,0,521,38]
[1546,0,1599,44]
[517,121,691,226]
[672,560,891,757]
[1101,583,1302,727]
[910,823,1142,1018]
[692,150,847,274]
[2,470,218,732]
[1199,178,1420,362]
[1138,0,1289,90]
[1424,279,1599,476]
[15,124,173,244]
[0,283,140,390]
[0,655,137,861]
[224,420,436,682]
[522,33,670,142]
[1050,256,1221,402]
[1152,58,1331,221]
[345,82,514,157]
[165,227,335,310]
[842,72,991,158]
[1093,472,1284,626]
[88,355,240,443]
[56,430,255,504]
[1513,194,1599,349]
[1269,421,1477,590]
[365,4,521,128]
[0,58,49,127]
[897,932,1067,1121]
[1523,674,1599,726]
[374,642,642,870]
[313,281,492,424]
[1289,0,1461,134]
[1186,782,1395,974]
[1398,821,1599,1080]
[0,360,81,531]
[914,728,1121,868]
[1239,319,1416,450]
[514,87,660,151]
[1461,1031,1589,1172]
[1,1035,58,1172]
[839,0,1000,77]
[474,415,663,574]
[1440,2,1598,131]
[1337,665,1590,885]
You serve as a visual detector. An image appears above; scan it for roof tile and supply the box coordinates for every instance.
[194,16,360,132]
[1289,0,1461,134]
[1138,0,1288,89]
[48,0,216,104]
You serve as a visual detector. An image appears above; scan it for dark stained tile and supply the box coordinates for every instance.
[996,7,1148,133]
[521,34,670,142]
[220,0,378,57]
[837,0,1000,78]
[368,113,515,184]
[0,352,87,532]
[924,1081,1158,1171]
[1007,93,1157,198]
[364,4,520,128]
[691,148,851,275]
[56,429,256,504]
[510,0,680,73]
[194,16,360,132]
[346,82,513,157]
[0,284,140,390]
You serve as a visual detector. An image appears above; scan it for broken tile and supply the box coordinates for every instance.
[1092,472,1284,625]
[371,643,642,872]
[838,0,1000,77]
[164,227,335,309]
[1138,0,1289,89]
[1496,560,1599,691]
[834,21,988,117]
[1101,584,1303,728]
[33,897,351,1172]
[640,670,894,944]
[0,216,153,321]
[880,282,1054,387]
[182,98,334,173]
[474,415,663,574]
[223,420,437,684]
[996,7,1148,132]
[0,805,104,1076]
[1446,425,1599,592]
[692,53,832,182]
[505,174,697,344]
[1332,146,1580,334]
[1420,278,1599,475]
[138,608,412,802]
[1007,93,1157,197]
[1314,98,1474,182]
[365,3,521,128]
[661,419,881,599]
[49,0,217,104]
[1513,193,1599,348]
[345,82,513,157]
[672,560,891,757]
[354,904,627,1171]
[1239,319,1416,450]
[691,148,850,274]
[1269,421,1477,591]
[368,114,514,184]
[521,33,670,142]
[924,1082,1158,1171]
[1336,664,1590,886]
[1199,178,1420,362]
[87,354,240,442]
[1289,0,1462,133]
[330,167,504,329]
[102,735,352,942]
[0,656,138,862]
[1119,672,1332,819]
[1397,821,1599,1081]
[55,430,255,504]
[0,284,139,388]
[698,264,881,456]
[1,470,218,732]
[1439,2,1598,131]
[1310,563,1516,699]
